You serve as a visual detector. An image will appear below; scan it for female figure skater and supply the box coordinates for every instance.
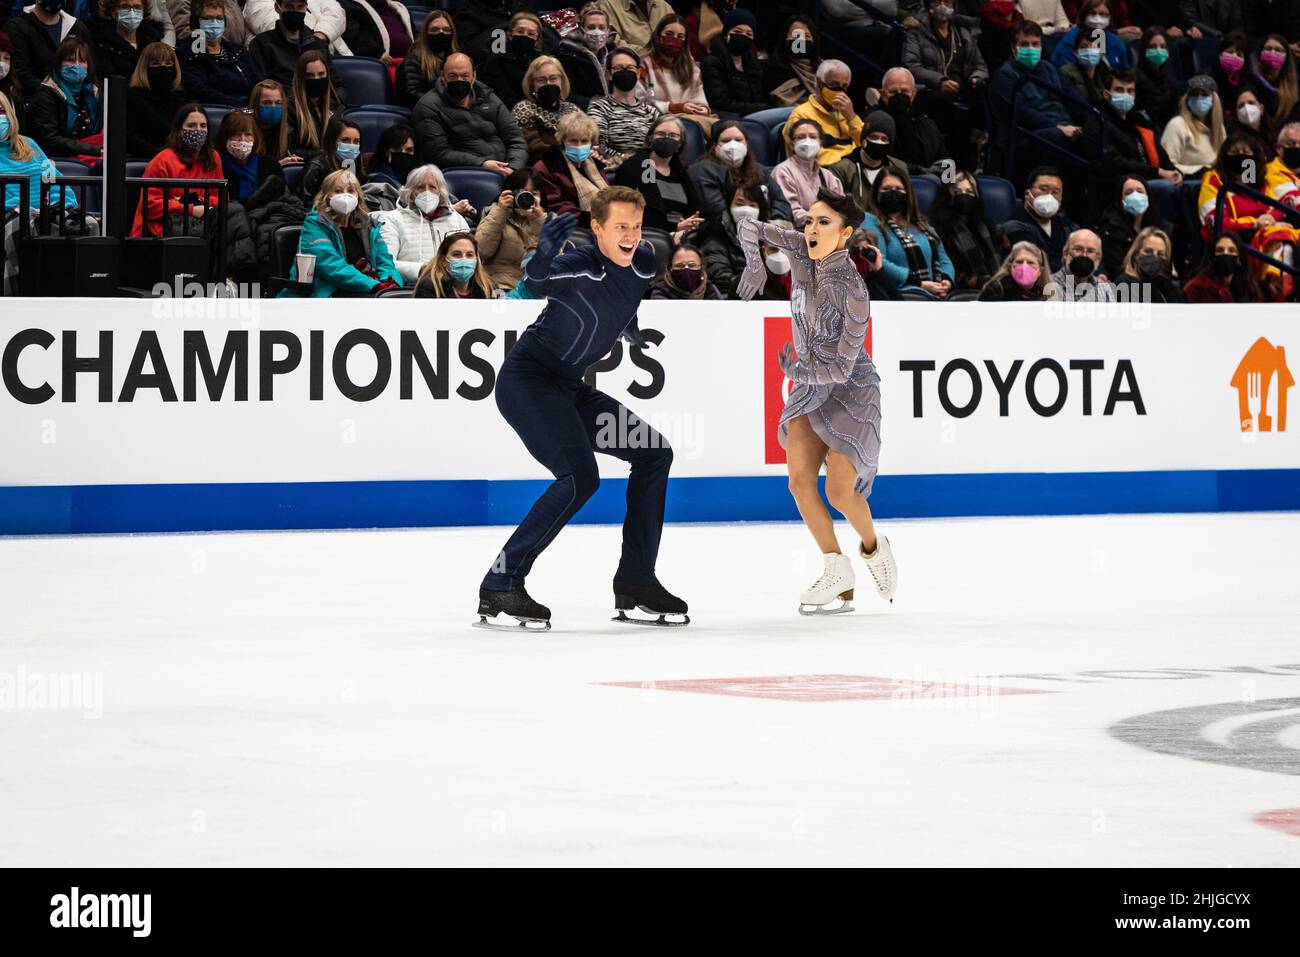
[737,189,898,613]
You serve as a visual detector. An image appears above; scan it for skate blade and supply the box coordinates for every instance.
[472,615,551,632]
[798,600,855,616]
[612,609,690,627]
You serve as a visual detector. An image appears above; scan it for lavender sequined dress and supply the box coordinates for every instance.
[739,219,881,497]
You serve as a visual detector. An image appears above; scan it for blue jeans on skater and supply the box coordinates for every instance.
[482,334,673,591]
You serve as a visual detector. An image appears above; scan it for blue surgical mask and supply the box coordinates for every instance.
[447,258,477,283]
[1109,92,1135,114]
[336,142,361,162]
[200,19,225,42]
[259,104,283,125]
[1076,47,1102,67]
[1121,191,1149,215]
[1188,95,1212,118]
[116,8,143,30]
[563,144,592,164]
[60,64,88,87]
[0,116,9,142]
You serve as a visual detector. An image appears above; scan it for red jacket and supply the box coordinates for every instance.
[130,147,226,238]
[1183,273,1237,303]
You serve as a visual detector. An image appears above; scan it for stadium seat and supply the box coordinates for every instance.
[681,119,706,165]
[53,159,98,213]
[345,109,402,154]
[563,226,595,252]
[738,118,774,167]
[442,166,506,214]
[911,174,941,215]
[1000,219,1039,246]
[203,104,233,133]
[273,224,303,279]
[405,5,431,27]
[125,160,150,222]
[772,121,786,161]
[283,164,304,194]
[976,175,1017,224]
[642,227,673,274]
[333,56,393,107]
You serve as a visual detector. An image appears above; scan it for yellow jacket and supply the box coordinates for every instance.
[785,93,865,166]
[1264,157,1300,209]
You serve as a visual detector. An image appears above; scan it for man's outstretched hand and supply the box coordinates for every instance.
[537,212,579,260]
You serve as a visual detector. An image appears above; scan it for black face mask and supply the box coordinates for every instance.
[1226,154,1251,179]
[611,69,639,92]
[1069,255,1096,279]
[444,79,472,101]
[304,76,329,98]
[389,151,417,180]
[1136,252,1163,276]
[952,192,977,215]
[886,93,911,114]
[38,0,64,12]
[878,189,908,214]
[726,33,753,55]
[1213,253,1237,277]
[535,84,561,110]
[786,37,810,59]
[862,139,890,161]
[1283,146,1300,170]
[281,10,307,33]
[651,136,681,158]
[427,33,453,55]
[509,35,536,59]
[147,65,173,91]
[670,266,702,290]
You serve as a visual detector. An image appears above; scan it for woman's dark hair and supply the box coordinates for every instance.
[51,35,96,87]
[1195,231,1264,301]
[649,14,694,88]
[771,15,819,69]
[868,166,923,227]
[1138,26,1168,61]
[671,241,708,277]
[502,168,536,195]
[787,118,823,143]
[731,184,770,223]
[166,102,219,170]
[370,123,414,172]
[321,117,362,170]
[1215,130,1266,179]
[930,175,998,235]
[710,118,765,194]
[810,187,863,231]
[605,46,643,72]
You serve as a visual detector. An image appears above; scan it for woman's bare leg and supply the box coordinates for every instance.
[785,415,840,554]
[824,450,878,553]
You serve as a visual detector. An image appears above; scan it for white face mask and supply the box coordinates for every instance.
[731,204,760,222]
[718,140,748,164]
[1237,102,1262,125]
[329,192,359,215]
[0,60,9,81]
[1085,14,1109,29]
[792,137,820,160]
[414,190,441,213]
[1031,193,1060,218]
[765,250,791,274]
[226,139,253,160]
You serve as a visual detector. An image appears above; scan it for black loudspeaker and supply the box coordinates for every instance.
[121,236,211,291]
[18,236,122,297]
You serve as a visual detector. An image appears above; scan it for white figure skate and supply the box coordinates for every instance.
[798,552,856,616]
[859,535,897,603]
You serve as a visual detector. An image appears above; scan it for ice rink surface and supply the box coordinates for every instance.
[2,512,1299,867]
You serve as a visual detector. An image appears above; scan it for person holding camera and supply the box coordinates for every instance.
[475,168,546,292]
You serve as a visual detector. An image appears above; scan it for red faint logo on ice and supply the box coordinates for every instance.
[1254,808,1300,837]
[600,674,1051,703]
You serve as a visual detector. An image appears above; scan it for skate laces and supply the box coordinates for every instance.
[808,558,842,592]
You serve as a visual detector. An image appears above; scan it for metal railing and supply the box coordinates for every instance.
[1212,178,1300,300]
[1004,72,1107,184]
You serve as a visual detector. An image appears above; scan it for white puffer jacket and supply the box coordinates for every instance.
[372,204,471,282]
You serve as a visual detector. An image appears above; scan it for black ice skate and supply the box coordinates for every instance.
[612,579,690,627]
[474,586,552,631]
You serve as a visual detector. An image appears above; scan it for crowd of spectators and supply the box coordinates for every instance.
[1,0,1297,302]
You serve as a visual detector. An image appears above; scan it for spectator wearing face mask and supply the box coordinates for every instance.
[1062,0,1143,41]
[414,230,495,298]
[477,11,543,111]
[285,50,343,163]
[1050,0,1133,71]
[162,0,244,48]
[862,168,956,299]
[282,167,402,297]
[1212,33,1252,104]
[587,47,663,173]
[699,8,766,120]
[1006,167,1078,271]
[533,111,609,229]
[217,109,280,206]
[177,0,264,107]
[90,0,165,81]
[784,58,862,165]
[1265,122,1300,211]
[868,67,947,175]
[930,172,1009,293]
[513,54,581,163]
[130,103,224,237]
[298,116,360,199]
[690,119,792,223]
[1059,32,1108,108]
[904,0,987,168]
[825,110,908,211]
[3,0,92,98]
[1183,231,1266,303]
[0,32,18,110]
[248,0,333,90]
[773,118,844,228]
[557,3,613,110]
[1249,36,1298,127]
[698,185,777,298]
[374,163,470,284]
[398,10,457,108]
[1046,228,1117,300]
[649,242,724,299]
[611,115,705,239]
[601,0,674,56]
[364,122,416,189]
[336,0,413,66]
[979,241,1053,301]
[249,79,299,168]
[989,21,1084,177]
[1111,226,1184,302]
[1197,132,1276,241]
[475,168,545,292]
[1227,86,1277,146]
[1161,76,1227,179]
[0,87,78,219]
[1135,26,1179,127]
[26,36,100,158]
[412,52,527,175]
[125,41,187,157]
[645,13,713,125]
[1098,176,1170,278]
[762,15,820,113]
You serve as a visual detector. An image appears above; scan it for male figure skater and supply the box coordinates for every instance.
[475,187,689,629]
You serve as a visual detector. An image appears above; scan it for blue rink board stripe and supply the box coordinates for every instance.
[1,470,1299,535]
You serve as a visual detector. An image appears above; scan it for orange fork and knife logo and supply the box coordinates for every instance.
[1231,337,1294,433]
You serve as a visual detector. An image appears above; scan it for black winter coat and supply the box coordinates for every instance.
[411,79,528,168]
[555,37,606,110]
[699,36,767,118]
[612,148,706,234]
[477,50,535,110]
[125,85,189,158]
[4,12,92,97]
[177,40,264,107]
[89,15,165,80]
[397,50,438,108]
[26,82,101,157]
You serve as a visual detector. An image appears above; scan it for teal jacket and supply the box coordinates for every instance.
[280,208,403,298]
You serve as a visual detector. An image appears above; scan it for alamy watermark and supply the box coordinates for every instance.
[0,665,103,719]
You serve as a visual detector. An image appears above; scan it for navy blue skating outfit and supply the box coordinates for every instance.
[482,238,672,591]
